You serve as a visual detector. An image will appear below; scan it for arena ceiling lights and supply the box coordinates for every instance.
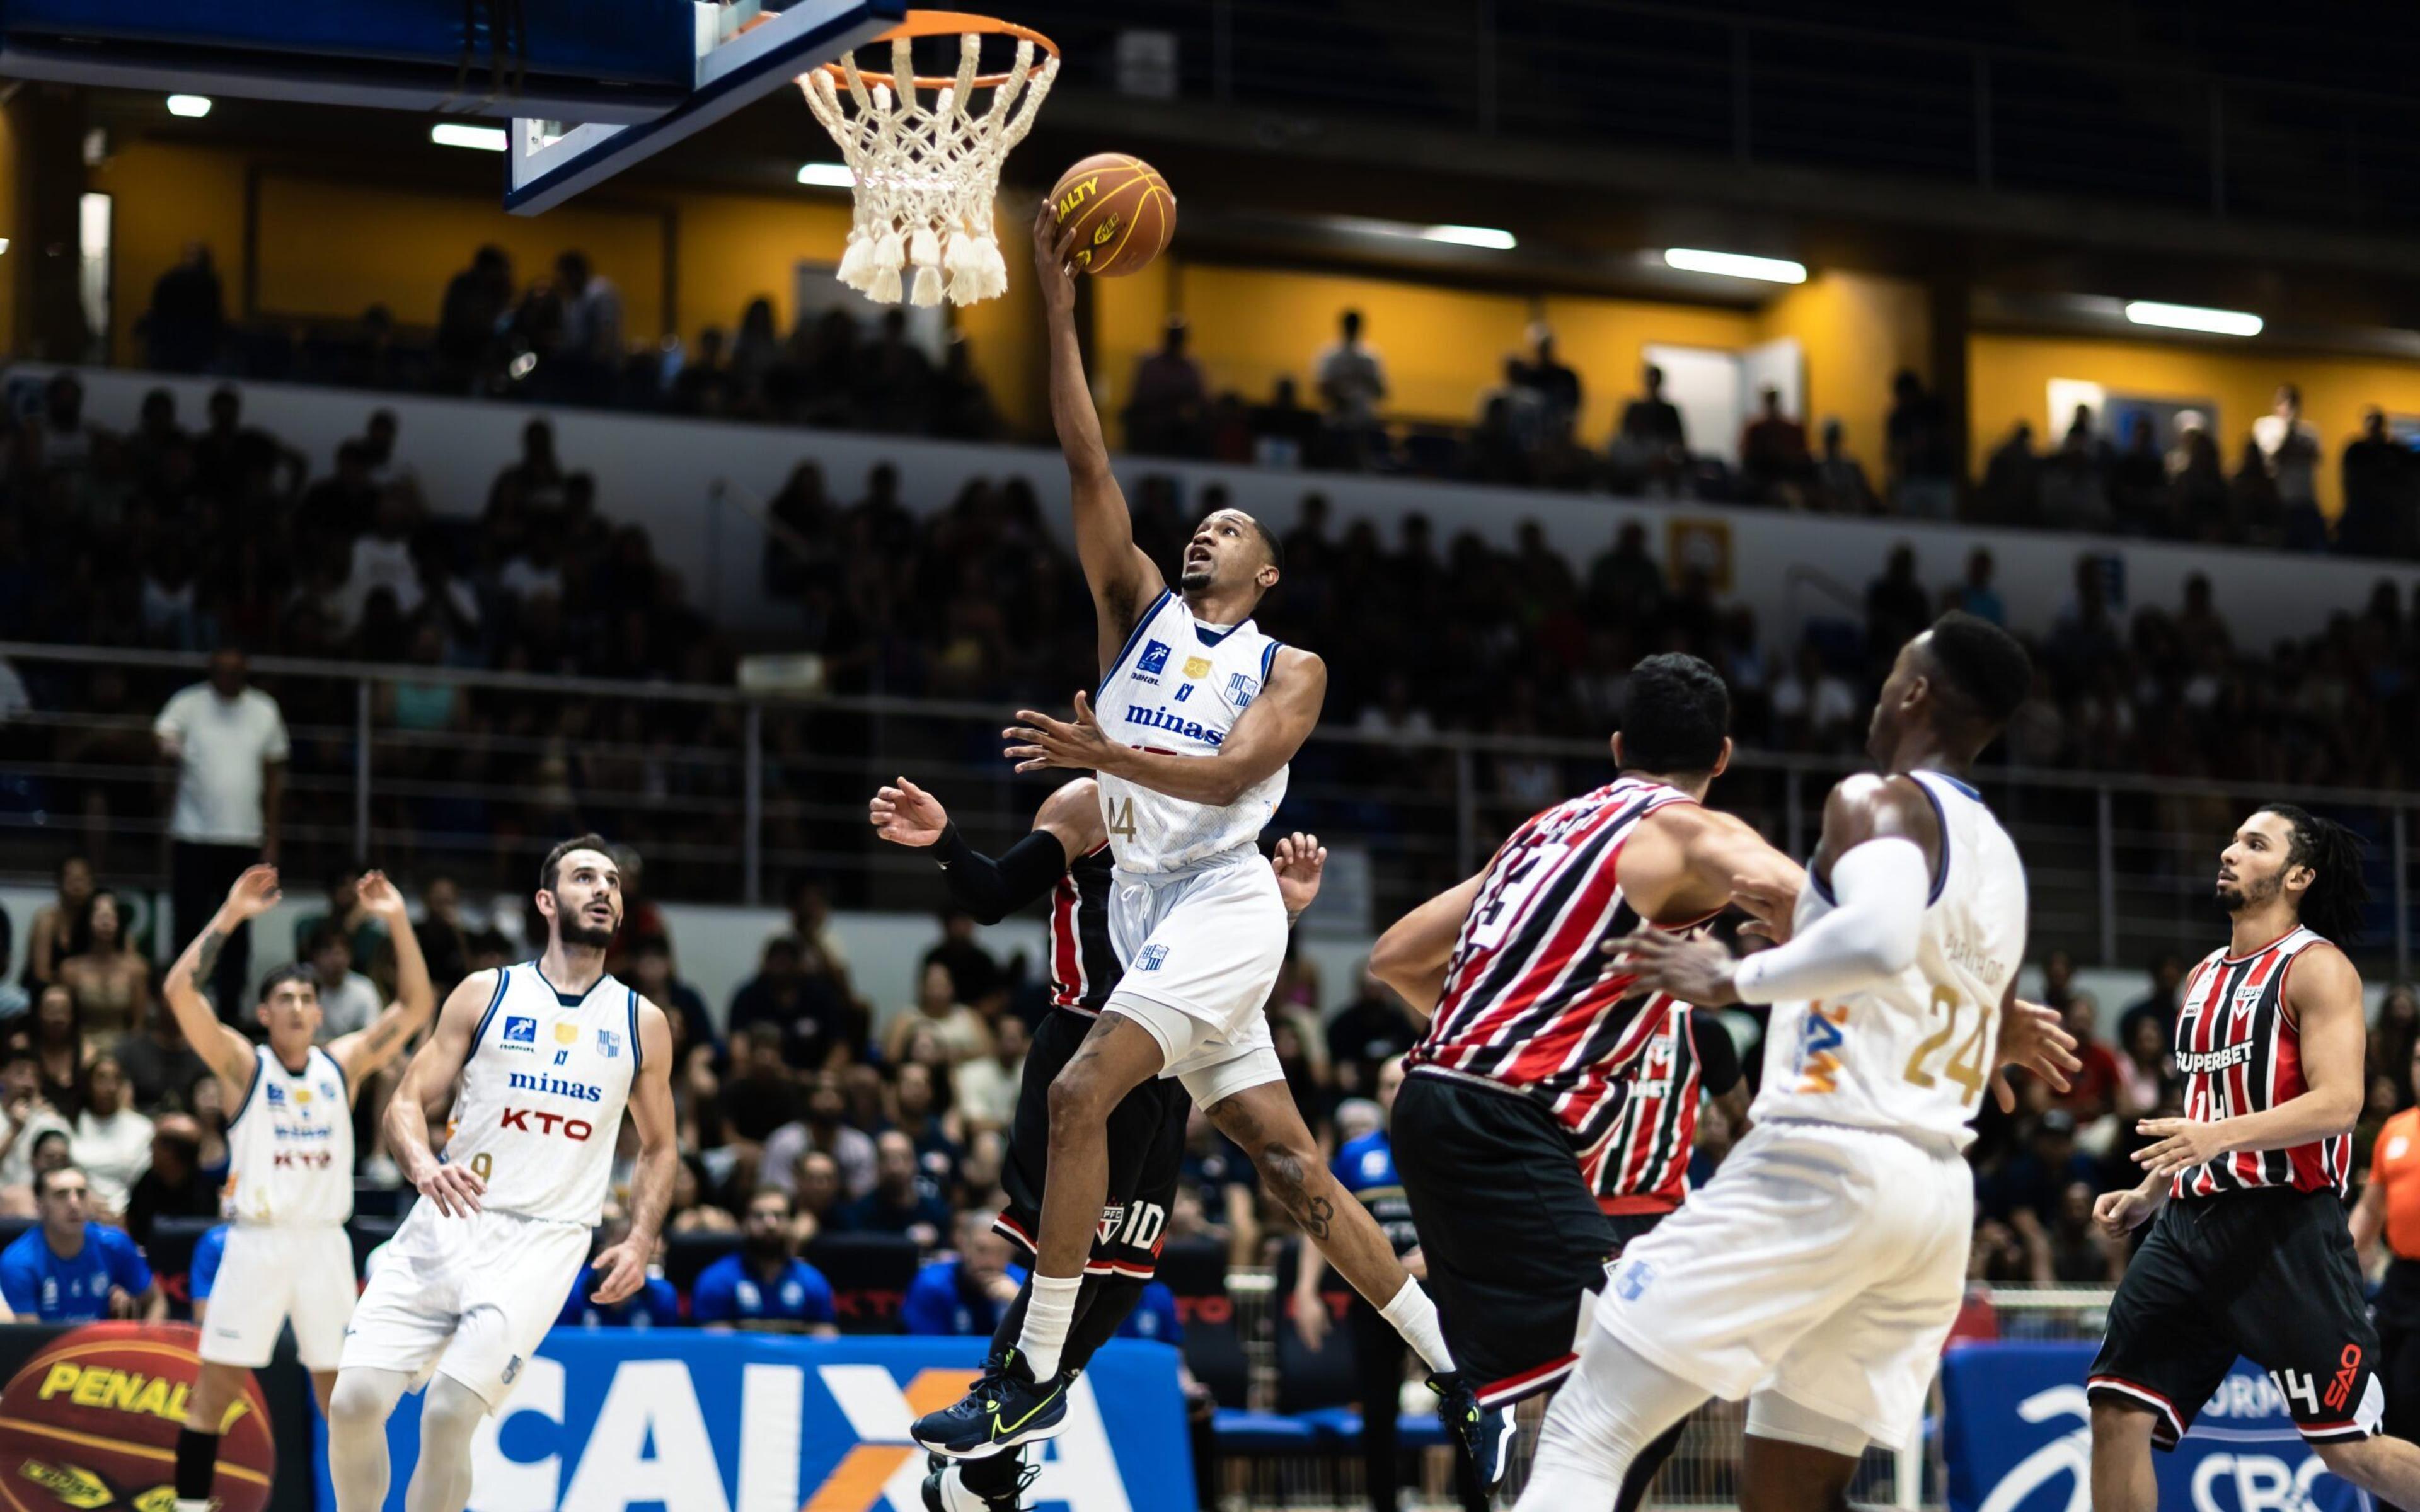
[431,123,509,151]
[1662,248,1806,284]
[2123,300,2264,338]
[164,94,211,117]
[1328,215,1518,251]
[796,162,856,188]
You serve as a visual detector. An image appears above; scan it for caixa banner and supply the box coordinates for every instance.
[314,1334,1192,1512]
[1942,1343,2372,1512]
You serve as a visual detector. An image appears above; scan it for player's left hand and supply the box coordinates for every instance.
[1605,929,1740,1006]
[1989,998,2080,1112]
[869,777,949,847]
[589,1235,650,1306]
[2132,1118,2232,1179]
[356,870,407,922]
[1005,692,1118,774]
[1273,832,1327,916]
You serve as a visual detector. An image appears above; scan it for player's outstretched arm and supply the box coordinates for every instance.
[1032,207,1163,654]
[869,776,1101,924]
[162,865,279,1096]
[385,971,501,1218]
[331,871,437,1088]
[592,1002,677,1305]
[1370,870,1488,1018]
[1008,648,1327,807]
[2133,942,2366,1177]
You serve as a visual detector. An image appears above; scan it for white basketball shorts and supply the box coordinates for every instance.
[1593,1118,1973,1450]
[1102,849,1289,1107]
[338,1202,593,1408]
[199,1225,358,1372]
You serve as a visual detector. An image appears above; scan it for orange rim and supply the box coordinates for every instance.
[817,11,1059,91]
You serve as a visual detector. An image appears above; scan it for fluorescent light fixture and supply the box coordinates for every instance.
[164,94,212,118]
[2123,299,2262,337]
[1662,248,1806,283]
[1418,224,1516,251]
[797,162,855,188]
[430,123,509,152]
[0,240,11,255]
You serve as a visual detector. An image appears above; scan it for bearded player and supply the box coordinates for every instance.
[912,211,1478,1472]
[328,835,676,1512]
[163,866,435,1512]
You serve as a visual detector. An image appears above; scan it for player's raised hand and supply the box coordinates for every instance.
[356,871,408,922]
[219,865,282,922]
[1988,998,2080,1111]
[589,1232,650,1306]
[412,1155,485,1218]
[1273,832,1327,916]
[1606,929,1741,1006]
[869,777,950,847]
[1005,692,1117,774]
[1031,204,1078,316]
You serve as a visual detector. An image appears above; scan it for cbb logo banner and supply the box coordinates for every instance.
[343,1334,1192,1512]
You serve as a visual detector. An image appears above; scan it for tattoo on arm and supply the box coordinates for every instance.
[192,930,226,985]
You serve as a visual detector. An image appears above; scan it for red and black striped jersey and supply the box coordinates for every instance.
[1589,1004,1742,1213]
[1047,844,1119,1017]
[2172,925,2347,1199]
[1407,776,1704,1153]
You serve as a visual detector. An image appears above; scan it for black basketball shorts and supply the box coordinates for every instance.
[2090,1185,2382,1449]
[996,1008,1190,1278]
[1392,1070,1618,1408]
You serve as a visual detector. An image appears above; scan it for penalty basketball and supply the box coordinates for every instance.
[1048,154,1175,277]
[0,1322,274,1512]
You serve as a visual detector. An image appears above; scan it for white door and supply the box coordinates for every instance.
[1643,343,1747,464]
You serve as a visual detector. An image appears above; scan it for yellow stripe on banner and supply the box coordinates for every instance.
[0,1419,272,1486]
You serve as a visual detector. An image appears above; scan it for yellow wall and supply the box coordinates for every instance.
[1089,249,1178,446]
[1967,332,2420,517]
[90,141,246,367]
[1755,272,1930,464]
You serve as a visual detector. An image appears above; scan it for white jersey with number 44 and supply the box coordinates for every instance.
[1092,588,1289,874]
[442,961,640,1225]
[1752,770,2028,1149]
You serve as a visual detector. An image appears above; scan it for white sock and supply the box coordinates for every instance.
[1015,1273,1083,1381]
[1379,1276,1456,1375]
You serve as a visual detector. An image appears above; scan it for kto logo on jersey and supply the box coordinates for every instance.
[1137,639,1171,675]
[502,1106,597,1140]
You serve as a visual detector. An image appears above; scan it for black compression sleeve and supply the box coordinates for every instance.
[1690,1010,1743,1097]
[933,823,1072,924]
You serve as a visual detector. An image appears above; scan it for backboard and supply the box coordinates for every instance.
[0,0,904,214]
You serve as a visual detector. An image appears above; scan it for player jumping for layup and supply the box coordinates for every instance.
[164,866,435,1512]
[328,836,676,1512]
[913,209,1472,1465]
[1516,614,2074,1512]
[2089,806,2420,1510]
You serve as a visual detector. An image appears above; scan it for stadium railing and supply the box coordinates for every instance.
[1,641,2414,980]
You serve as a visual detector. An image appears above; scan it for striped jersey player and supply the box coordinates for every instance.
[2088,806,2420,1510]
[1371,653,1801,1426]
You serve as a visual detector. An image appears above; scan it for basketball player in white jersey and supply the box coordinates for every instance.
[161,865,435,1512]
[328,835,676,1512]
[913,210,1472,1465]
[1512,613,2077,1512]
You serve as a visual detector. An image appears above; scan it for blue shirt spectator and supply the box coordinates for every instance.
[1115,1281,1184,1345]
[833,1131,954,1248]
[189,1222,228,1309]
[2,1169,158,1323]
[690,1188,838,1332]
[558,1264,683,1329]
[902,1222,1030,1337]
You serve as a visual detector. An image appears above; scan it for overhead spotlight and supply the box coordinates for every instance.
[2123,300,2262,337]
[797,163,855,188]
[1662,248,1806,284]
[1417,224,1517,251]
[430,123,509,152]
[164,95,212,118]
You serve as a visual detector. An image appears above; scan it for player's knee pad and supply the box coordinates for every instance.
[1746,1391,1870,1460]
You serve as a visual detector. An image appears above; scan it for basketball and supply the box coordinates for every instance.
[0,1323,274,1512]
[1047,154,1176,277]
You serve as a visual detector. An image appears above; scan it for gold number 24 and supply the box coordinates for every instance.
[1903,985,1993,1106]
[1107,797,1138,839]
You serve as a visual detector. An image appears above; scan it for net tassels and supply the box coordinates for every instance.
[801,29,1059,306]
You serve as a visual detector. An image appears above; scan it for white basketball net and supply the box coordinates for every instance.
[800,30,1057,306]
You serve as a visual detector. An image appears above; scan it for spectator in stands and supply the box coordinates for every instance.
[2340,407,2416,559]
[884,962,993,1066]
[155,647,287,1019]
[296,441,381,549]
[1611,364,1687,495]
[70,1056,151,1216]
[2109,413,2169,536]
[1884,368,1957,518]
[2252,382,2325,547]
[902,1211,1026,1336]
[1180,1107,1260,1266]
[834,1130,954,1249]
[669,1155,736,1235]
[1511,323,1582,441]
[1313,309,1388,466]
[1324,968,1422,1100]
[1739,386,1812,506]
[720,1026,805,1147]
[436,245,514,392]
[1250,376,1321,467]
[192,386,303,503]
[691,1188,839,1334]
[58,892,148,1048]
[2230,435,2286,546]
[763,1070,876,1200]
[555,250,624,365]
[144,243,227,374]
[1990,1109,2098,1237]
[121,1113,213,1249]
[730,298,782,407]
[2167,412,2228,541]
[23,854,94,988]
[792,1149,846,1240]
[32,987,84,1116]
[890,1060,965,1191]
[1945,547,2005,625]
[952,1012,1025,1135]
[1864,545,1932,670]
[21,372,99,480]
[1812,418,1877,513]
[0,1048,69,1213]
[117,996,208,1113]
[1126,316,1207,456]
[729,936,848,1069]
[628,938,715,1063]
[672,327,735,415]
[558,1208,682,1327]
[1770,643,1858,751]
[2039,1181,2126,1283]
[2054,994,2122,1128]
[2038,426,2112,533]
[302,927,383,1045]
[0,1166,161,1322]
[2116,1012,2175,1120]
[292,871,391,976]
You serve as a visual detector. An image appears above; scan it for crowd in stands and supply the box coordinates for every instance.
[130,240,2420,559]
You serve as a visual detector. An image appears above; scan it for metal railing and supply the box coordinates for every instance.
[2,641,2414,978]
[1018,0,2420,232]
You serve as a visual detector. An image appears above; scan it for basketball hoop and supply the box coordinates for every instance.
[798,11,1059,307]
